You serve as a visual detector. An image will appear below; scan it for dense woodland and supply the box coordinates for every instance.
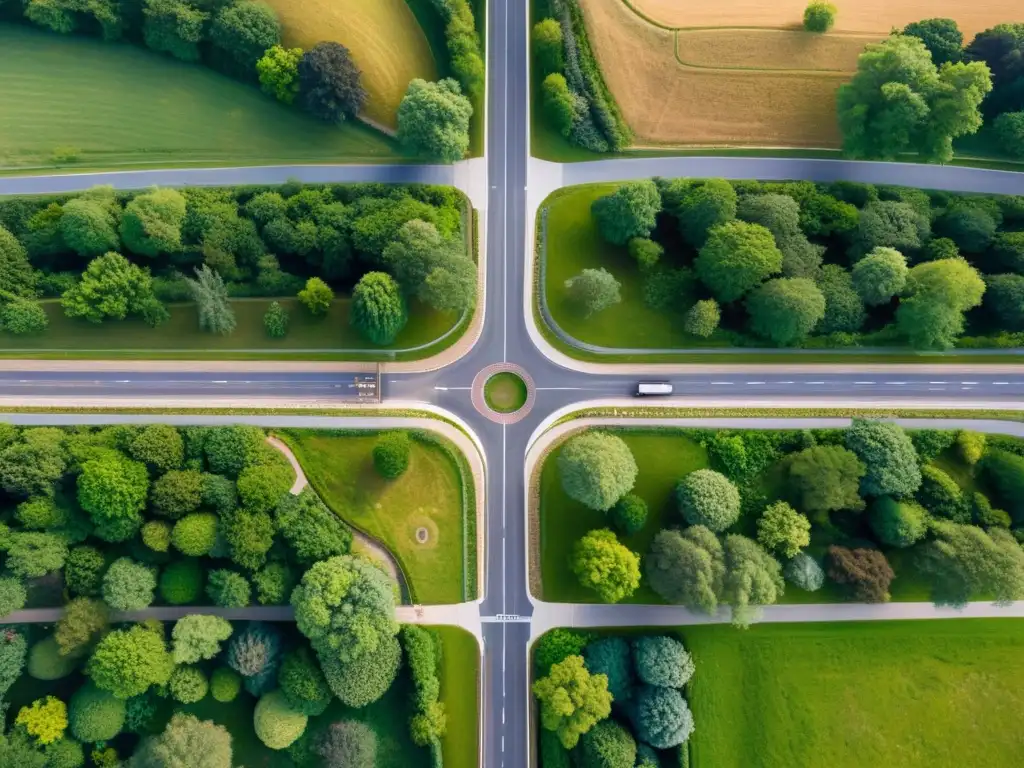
[574,178,1024,349]
[552,422,1024,614]
[0,182,475,345]
[533,630,694,768]
[0,424,451,765]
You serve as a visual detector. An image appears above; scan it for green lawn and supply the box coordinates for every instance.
[538,428,984,605]
[0,297,460,358]
[684,619,1024,768]
[281,430,472,604]
[435,626,480,768]
[484,372,528,413]
[0,25,405,172]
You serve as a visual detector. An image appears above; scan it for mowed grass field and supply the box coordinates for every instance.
[281,430,471,604]
[0,298,460,355]
[536,428,979,604]
[268,0,438,129]
[0,25,405,170]
[576,0,1019,149]
[685,619,1024,768]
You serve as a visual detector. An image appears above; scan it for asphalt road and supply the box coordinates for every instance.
[2,0,1024,764]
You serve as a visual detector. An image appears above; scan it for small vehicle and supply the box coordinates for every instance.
[635,381,673,397]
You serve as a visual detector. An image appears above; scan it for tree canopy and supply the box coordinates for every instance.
[557,432,638,512]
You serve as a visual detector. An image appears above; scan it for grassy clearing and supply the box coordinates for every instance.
[684,619,1024,768]
[633,0,1020,38]
[484,373,528,413]
[435,626,480,768]
[538,427,983,604]
[0,25,404,172]
[0,298,459,356]
[281,430,469,605]
[269,0,438,129]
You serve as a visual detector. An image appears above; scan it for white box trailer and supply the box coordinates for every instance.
[635,382,673,396]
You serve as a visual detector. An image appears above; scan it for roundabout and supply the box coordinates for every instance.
[471,362,536,424]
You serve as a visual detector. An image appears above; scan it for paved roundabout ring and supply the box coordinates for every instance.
[471,363,536,424]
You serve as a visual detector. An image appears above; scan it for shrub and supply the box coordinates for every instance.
[88,624,173,699]
[576,718,636,768]
[206,569,251,608]
[784,552,825,591]
[16,696,67,745]
[533,18,564,74]
[171,615,232,664]
[237,462,293,514]
[629,237,663,271]
[211,667,242,703]
[151,469,204,519]
[532,655,612,749]
[350,271,407,345]
[571,528,641,603]
[254,690,308,750]
[919,522,1024,606]
[983,450,1024,523]
[909,429,957,462]
[591,181,661,246]
[1,299,48,335]
[676,469,740,532]
[583,637,633,704]
[632,685,694,749]
[65,546,106,597]
[373,432,411,479]
[916,464,969,522]
[168,665,208,704]
[314,720,378,767]
[610,493,648,536]
[297,277,334,315]
[803,1,836,32]
[159,559,203,605]
[28,636,78,681]
[632,635,695,688]
[203,425,265,477]
[69,682,125,743]
[275,488,352,565]
[534,628,592,674]
[253,561,297,604]
[172,513,219,556]
[263,301,289,338]
[558,432,638,512]
[141,520,172,553]
[869,497,928,548]
[827,546,894,602]
[756,501,811,558]
[684,299,720,338]
[994,112,1024,158]
[54,598,108,658]
[845,419,921,498]
[279,646,332,716]
[102,558,156,611]
[0,575,26,618]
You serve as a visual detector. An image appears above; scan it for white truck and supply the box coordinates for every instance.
[635,381,673,397]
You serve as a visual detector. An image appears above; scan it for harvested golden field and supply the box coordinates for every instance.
[579,0,844,146]
[267,0,438,128]
[632,0,1020,39]
[677,28,874,71]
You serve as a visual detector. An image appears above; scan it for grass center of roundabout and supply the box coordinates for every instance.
[484,372,529,413]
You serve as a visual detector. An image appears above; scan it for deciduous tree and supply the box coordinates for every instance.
[397,78,472,162]
[919,521,1024,606]
[590,181,661,246]
[209,0,281,71]
[903,18,963,65]
[632,635,694,688]
[869,497,928,547]
[676,469,740,532]
[571,528,640,603]
[62,253,160,324]
[532,655,612,749]
[55,598,108,658]
[350,272,407,345]
[171,615,233,665]
[852,247,908,305]
[803,2,836,32]
[746,277,825,345]
[756,501,811,558]
[557,431,637,512]
[845,419,922,497]
[788,445,866,517]
[120,188,186,257]
[673,179,737,248]
[631,685,693,749]
[257,45,302,104]
[102,558,156,611]
[695,221,782,302]
[131,713,232,768]
[298,42,367,123]
[645,526,724,613]
[533,18,563,75]
[564,268,621,317]
[576,718,636,768]
[274,487,353,564]
[88,624,173,699]
[827,546,894,602]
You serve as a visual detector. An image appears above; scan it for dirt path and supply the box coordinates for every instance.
[265,435,405,590]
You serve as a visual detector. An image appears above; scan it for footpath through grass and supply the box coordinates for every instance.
[0,298,460,358]
[0,25,403,171]
[538,428,977,604]
[281,430,470,604]
[685,619,1024,768]
[435,626,480,768]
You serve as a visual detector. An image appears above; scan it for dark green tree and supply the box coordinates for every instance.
[746,277,826,345]
[673,179,737,248]
[372,432,411,480]
[350,272,407,345]
[903,18,963,65]
[297,42,367,124]
[590,181,661,246]
[120,188,187,257]
[803,2,836,32]
[695,221,783,302]
[209,0,281,71]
